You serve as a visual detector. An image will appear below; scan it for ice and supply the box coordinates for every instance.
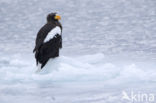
[0,53,156,103]
[0,0,156,102]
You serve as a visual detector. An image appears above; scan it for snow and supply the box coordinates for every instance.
[0,0,156,103]
[0,53,156,103]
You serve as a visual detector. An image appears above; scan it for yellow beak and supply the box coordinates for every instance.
[54,15,61,20]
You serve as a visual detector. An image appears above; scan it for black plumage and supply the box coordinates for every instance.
[33,13,62,69]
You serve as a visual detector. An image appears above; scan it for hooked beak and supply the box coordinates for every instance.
[54,15,61,20]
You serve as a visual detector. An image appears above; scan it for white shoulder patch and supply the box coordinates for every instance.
[44,26,61,43]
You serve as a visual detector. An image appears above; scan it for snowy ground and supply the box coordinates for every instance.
[0,0,156,103]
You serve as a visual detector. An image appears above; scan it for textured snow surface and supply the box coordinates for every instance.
[0,0,156,103]
[0,53,156,103]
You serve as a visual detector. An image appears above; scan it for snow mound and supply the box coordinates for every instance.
[0,53,156,103]
[1,53,156,86]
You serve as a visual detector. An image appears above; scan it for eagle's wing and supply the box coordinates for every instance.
[33,24,52,53]
[59,35,62,48]
[43,26,62,49]
[43,26,62,43]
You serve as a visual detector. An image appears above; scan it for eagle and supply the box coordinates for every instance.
[33,12,62,70]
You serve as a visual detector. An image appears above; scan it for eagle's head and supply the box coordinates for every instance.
[47,12,61,22]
